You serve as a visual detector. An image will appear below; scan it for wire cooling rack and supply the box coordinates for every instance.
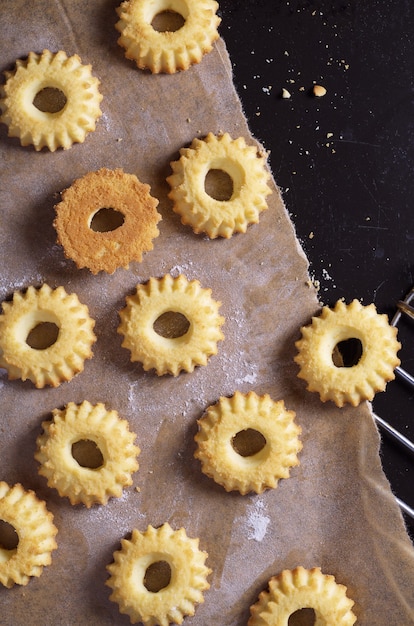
[373,286,414,522]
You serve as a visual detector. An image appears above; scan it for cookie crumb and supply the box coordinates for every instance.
[282,88,291,99]
[313,84,327,97]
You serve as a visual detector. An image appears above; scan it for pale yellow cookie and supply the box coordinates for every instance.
[118,273,224,376]
[294,299,401,407]
[248,566,357,626]
[0,49,102,151]
[116,0,221,73]
[35,401,140,507]
[0,284,96,388]
[0,482,58,588]
[54,168,161,274]
[194,391,302,494]
[106,523,211,626]
[167,132,272,238]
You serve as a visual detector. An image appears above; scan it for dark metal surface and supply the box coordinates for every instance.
[218,0,414,539]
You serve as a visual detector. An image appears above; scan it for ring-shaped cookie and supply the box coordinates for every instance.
[0,482,58,588]
[294,299,401,407]
[118,273,225,376]
[35,401,140,507]
[116,0,221,73]
[54,168,161,274]
[0,49,103,151]
[248,566,356,626]
[0,283,96,388]
[167,132,272,238]
[194,391,302,494]
[106,523,211,625]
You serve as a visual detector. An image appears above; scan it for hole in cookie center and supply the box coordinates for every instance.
[153,311,190,338]
[72,440,104,469]
[332,338,363,367]
[232,429,266,457]
[0,520,19,551]
[204,169,234,201]
[151,10,185,32]
[144,560,172,592]
[26,322,60,350]
[288,608,316,626]
[33,87,67,113]
[90,208,125,233]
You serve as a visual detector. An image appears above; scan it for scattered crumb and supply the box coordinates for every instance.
[309,231,314,239]
[186,117,191,123]
[299,86,305,92]
[135,486,141,493]
[306,278,320,291]
[282,88,291,99]
[327,132,333,139]
[313,84,327,97]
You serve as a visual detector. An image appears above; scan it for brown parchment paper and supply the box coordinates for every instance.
[1,2,414,624]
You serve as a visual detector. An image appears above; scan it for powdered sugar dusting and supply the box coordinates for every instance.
[169,262,194,277]
[247,499,270,541]
[237,498,271,542]
[235,367,258,386]
[0,272,43,300]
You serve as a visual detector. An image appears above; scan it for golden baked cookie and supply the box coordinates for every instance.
[248,566,356,626]
[118,273,224,376]
[54,168,161,274]
[0,49,102,151]
[106,523,211,625]
[294,299,401,407]
[35,401,140,507]
[0,283,96,388]
[194,391,302,494]
[167,132,272,238]
[0,482,58,588]
[115,0,221,73]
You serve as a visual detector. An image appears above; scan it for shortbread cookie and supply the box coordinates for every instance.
[194,391,302,494]
[118,273,224,375]
[167,132,272,238]
[0,284,96,388]
[35,401,140,507]
[294,299,401,407]
[0,482,58,588]
[54,168,161,274]
[106,523,211,625]
[116,0,221,73]
[0,49,102,151]
[248,566,356,626]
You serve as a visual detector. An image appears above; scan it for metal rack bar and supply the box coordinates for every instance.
[373,413,414,455]
[392,286,414,388]
[396,498,414,521]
